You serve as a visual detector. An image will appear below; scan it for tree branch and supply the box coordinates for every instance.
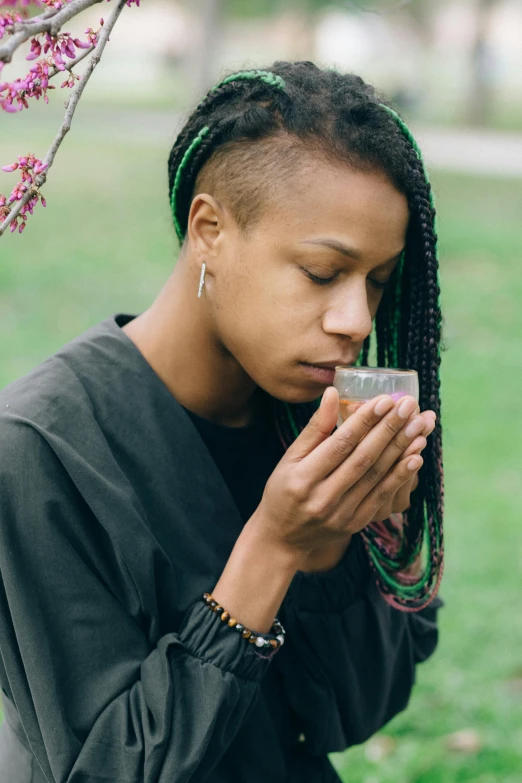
[0,0,127,237]
[0,0,102,64]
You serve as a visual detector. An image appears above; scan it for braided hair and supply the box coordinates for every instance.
[167,62,444,612]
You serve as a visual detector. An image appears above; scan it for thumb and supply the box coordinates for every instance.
[285,386,339,462]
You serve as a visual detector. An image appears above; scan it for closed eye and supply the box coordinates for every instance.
[302,269,338,285]
[301,267,390,290]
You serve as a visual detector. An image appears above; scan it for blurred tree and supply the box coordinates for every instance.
[183,0,224,96]
[468,0,498,126]
[181,0,431,102]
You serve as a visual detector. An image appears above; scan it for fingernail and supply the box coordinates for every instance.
[407,456,423,471]
[374,396,394,416]
[405,416,424,438]
[398,397,417,419]
[416,437,427,451]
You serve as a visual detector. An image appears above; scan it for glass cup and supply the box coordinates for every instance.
[333,367,419,427]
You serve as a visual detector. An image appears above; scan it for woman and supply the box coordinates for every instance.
[0,61,444,782]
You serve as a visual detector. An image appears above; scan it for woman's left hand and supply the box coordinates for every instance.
[370,408,436,522]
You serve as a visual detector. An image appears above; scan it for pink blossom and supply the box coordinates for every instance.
[0,0,43,7]
[1,58,58,111]
[40,0,68,9]
[0,194,9,224]
[19,29,95,89]
[84,25,101,46]
[1,0,141,234]
[33,160,48,175]
[25,36,42,60]
[73,37,91,49]
[60,71,79,89]
[0,10,25,40]
[1,153,48,233]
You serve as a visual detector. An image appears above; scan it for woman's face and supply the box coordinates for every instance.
[192,157,410,404]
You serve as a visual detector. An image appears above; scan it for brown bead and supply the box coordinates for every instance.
[270,639,278,648]
[242,629,252,638]
[227,617,237,627]
[220,611,230,622]
[214,605,223,613]
[248,636,256,644]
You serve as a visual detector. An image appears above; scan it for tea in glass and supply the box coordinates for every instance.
[334,367,419,428]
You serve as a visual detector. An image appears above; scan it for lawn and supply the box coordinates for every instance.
[1,123,521,781]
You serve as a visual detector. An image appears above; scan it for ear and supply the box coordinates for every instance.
[186,194,226,257]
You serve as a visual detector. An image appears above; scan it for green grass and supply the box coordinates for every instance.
[1,127,522,781]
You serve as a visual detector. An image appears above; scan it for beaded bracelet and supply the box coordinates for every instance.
[202,592,286,651]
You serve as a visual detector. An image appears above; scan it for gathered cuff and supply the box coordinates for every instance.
[285,533,373,614]
[177,598,275,682]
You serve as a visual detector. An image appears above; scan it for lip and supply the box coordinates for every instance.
[302,360,357,370]
[300,361,356,385]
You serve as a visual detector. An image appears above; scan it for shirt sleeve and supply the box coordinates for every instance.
[0,419,272,783]
[276,532,444,754]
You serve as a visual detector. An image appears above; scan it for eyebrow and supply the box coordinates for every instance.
[299,238,404,267]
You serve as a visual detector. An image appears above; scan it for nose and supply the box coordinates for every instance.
[321,278,373,342]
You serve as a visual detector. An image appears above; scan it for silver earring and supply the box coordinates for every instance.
[197,262,206,298]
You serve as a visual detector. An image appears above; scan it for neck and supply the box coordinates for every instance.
[122,257,261,428]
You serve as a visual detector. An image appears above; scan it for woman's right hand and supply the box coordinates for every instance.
[251,386,435,564]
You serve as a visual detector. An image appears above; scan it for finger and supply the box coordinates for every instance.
[301,392,396,479]
[373,468,418,522]
[392,472,417,513]
[358,418,426,495]
[401,435,427,460]
[327,400,424,503]
[399,415,434,460]
[285,386,340,462]
[349,454,423,531]
[422,412,436,436]
[373,465,420,522]
[371,503,395,523]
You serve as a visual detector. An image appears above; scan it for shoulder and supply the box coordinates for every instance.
[0,316,119,427]
[0,356,76,433]
[0,355,94,498]
[0,315,126,458]
[0,323,117,516]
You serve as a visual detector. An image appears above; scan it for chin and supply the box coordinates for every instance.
[263,381,323,406]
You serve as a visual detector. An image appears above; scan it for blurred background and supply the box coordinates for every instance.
[1,0,521,781]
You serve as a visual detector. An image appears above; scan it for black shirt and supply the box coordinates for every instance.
[181,390,285,526]
[0,313,443,783]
